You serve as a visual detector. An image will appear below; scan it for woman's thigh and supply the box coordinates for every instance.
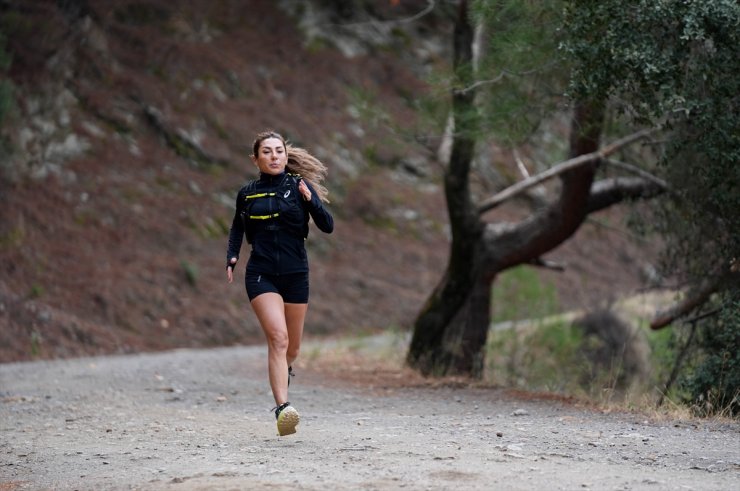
[251,292,288,345]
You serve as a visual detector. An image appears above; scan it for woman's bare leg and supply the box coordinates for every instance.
[285,303,308,368]
[251,292,290,405]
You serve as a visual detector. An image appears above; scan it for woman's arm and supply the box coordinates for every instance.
[226,190,246,272]
[300,180,334,234]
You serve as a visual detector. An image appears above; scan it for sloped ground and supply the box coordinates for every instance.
[1,339,738,490]
[0,0,448,360]
[1,0,658,364]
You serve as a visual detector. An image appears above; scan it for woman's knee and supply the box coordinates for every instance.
[286,345,300,361]
[265,330,289,353]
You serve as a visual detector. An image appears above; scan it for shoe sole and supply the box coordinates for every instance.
[277,406,300,436]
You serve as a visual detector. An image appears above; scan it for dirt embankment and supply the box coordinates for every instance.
[1,0,659,365]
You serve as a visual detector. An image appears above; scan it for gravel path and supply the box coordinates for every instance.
[1,342,738,490]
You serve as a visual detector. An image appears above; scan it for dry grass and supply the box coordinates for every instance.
[298,331,737,424]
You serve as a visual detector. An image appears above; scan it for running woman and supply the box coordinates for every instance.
[226,130,334,436]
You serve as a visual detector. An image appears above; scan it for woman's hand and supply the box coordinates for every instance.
[226,257,237,283]
[298,179,312,202]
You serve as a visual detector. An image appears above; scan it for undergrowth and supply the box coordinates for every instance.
[486,266,676,411]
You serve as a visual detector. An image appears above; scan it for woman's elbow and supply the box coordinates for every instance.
[322,217,334,234]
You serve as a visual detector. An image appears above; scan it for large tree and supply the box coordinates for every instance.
[406,0,665,377]
[563,0,739,413]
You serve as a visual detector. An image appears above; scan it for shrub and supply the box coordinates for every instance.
[681,291,740,417]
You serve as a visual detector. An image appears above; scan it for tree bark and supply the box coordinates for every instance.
[407,0,483,376]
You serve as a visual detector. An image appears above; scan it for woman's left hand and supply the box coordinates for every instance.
[298,180,312,202]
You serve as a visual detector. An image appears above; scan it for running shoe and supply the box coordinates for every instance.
[274,402,300,436]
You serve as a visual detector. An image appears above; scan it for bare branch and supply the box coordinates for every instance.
[456,62,560,95]
[528,257,566,271]
[586,176,666,213]
[650,276,722,330]
[456,71,507,94]
[605,159,669,189]
[651,257,739,330]
[390,0,436,24]
[513,148,531,179]
[327,0,436,28]
[477,128,658,214]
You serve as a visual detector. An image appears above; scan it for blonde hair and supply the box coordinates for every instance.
[252,130,330,203]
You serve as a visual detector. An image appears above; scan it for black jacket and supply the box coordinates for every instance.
[226,171,334,275]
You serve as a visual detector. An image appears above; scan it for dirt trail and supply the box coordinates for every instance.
[1,339,738,491]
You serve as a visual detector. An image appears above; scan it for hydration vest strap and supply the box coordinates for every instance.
[249,213,280,220]
[245,192,276,200]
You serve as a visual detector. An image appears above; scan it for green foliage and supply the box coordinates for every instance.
[410,1,569,151]
[0,27,14,126]
[488,269,651,397]
[0,75,12,125]
[0,225,24,248]
[491,266,560,322]
[180,260,198,287]
[30,330,42,357]
[645,323,680,387]
[28,284,44,299]
[200,215,230,239]
[563,0,740,416]
[207,116,230,141]
[487,318,589,393]
[347,87,391,131]
[563,1,739,115]
[562,1,740,275]
[488,268,580,390]
[471,0,569,144]
[681,291,740,417]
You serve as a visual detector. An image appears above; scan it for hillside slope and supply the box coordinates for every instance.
[0,0,655,362]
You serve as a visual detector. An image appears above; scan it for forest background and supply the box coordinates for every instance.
[0,0,737,417]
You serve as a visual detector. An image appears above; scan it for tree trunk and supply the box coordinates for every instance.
[407,0,611,379]
[407,0,483,376]
[440,272,492,377]
[408,97,606,378]
[407,247,493,377]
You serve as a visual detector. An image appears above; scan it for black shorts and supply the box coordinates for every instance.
[245,271,309,304]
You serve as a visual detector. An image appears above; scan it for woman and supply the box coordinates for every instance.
[226,130,334,436]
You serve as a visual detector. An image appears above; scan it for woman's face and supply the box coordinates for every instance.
[252,137,287,175]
